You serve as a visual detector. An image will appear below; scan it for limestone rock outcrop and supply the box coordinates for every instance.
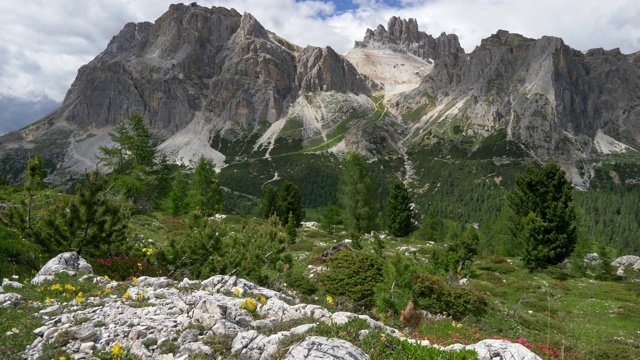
[19,253,543,360]
[355,16,464,61]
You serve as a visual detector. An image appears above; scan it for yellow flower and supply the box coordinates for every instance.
[135,295,140,301]
[132,277,139,285]
[137,263,142,269]
[241,298,258,313]
[142,247,154,256]
[45,297,52,305]
[233,287,241,297]
[457,323,463,328]
[102,275,109,280]
[75,292,84,304]
[123,291,130,299]
[58,356,67,360]
[399,332,406,338]
[51,284,63,291]
[104,288,112,294]
[64,284,76,291]
[110,342,124,358]
[326,295,335,305]
[140,290,146,297]
[259,295,266,305]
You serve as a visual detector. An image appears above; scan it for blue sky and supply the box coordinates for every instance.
[1,0,639,133]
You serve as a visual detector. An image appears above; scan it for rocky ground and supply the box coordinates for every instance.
[1,252,547,359]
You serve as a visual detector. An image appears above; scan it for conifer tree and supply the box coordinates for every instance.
[320,205,342,234]
[338,152,378,236]
[508,162,577,271]
[261,184,278,219]
[385,180,416,237]
[98,113,167,210]
[188,156,223,216]
[277,181,304,228]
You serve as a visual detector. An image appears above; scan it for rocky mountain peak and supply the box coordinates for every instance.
[355,16,464,61]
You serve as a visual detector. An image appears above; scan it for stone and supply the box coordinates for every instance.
[31,252,93,285]
[282,336,370,360]
[612,255,640,267]
[0,292,26,308]
[2,278,24,289]
[79,342,95,353]
[466,339,542,360]
[177,342,212,357]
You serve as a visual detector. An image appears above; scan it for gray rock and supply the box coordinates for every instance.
[177,342,212,357]
[283,336,370,360]
[31,252,93,285]
[0,292,26,308]
[2,278,24,289]
[612,255,640,267]
[466,339,542,360]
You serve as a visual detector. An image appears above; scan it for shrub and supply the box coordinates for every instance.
[412,273,486,320]
[320,251,383,310]
[92,254,163,281]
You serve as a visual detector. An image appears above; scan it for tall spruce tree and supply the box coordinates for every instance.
[338,152,378,236]
[277,181,304,228]
[508,162,577,271]
[188,156,223,216]
[261,184,279,219]
[385,180,416,237]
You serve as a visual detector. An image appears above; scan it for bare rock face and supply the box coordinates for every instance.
[0,3,376,182]
[355,16,464,61]
[398,29,640,175]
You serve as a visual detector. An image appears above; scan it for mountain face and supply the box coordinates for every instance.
[1,4,639,193]
[0,4,375,181]
[393,30,640,186]
[354,16,464,61]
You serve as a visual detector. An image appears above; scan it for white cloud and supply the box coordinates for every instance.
[0,0,638,106]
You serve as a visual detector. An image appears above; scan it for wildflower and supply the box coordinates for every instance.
[51,284,63,291]
[457,323,463,328]
[399,333,406,338]
[137,263,142,269]
[140,290,146,297]
[58,356,67,360]
[142,247,153,256]
[241,298,258,313]
[110,342,124,358]
[45,297,52,305]
[326,295,334,305]
[75,292,84,304]
[132,277,139,285]
[104,288,112,294]
[102,275,109,280]
[123,291,130,299]
[135,294,140,301]
[233,287,241,297]
[64,284,76,291]
[259,295,266,305]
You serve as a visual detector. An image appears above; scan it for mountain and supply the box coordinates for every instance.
[0,4,376,183]
[1,3,640,194]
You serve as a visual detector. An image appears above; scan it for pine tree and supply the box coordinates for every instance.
[320,205,342,234]
[277,181,304,228]
[45,166,128,256]
[285,212,297,244]
[508,162,577,271]
[189,156,223,216]
[414,209,442,242]
[261,184,278,219]
[338,152,378,236]
[97,113,166,211]
[385,180,416,237]
[168,172,189,216]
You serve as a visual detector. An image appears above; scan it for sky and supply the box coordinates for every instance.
[1,0,639,134]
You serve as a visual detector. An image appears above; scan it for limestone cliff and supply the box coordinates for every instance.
[355,16,464,61]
